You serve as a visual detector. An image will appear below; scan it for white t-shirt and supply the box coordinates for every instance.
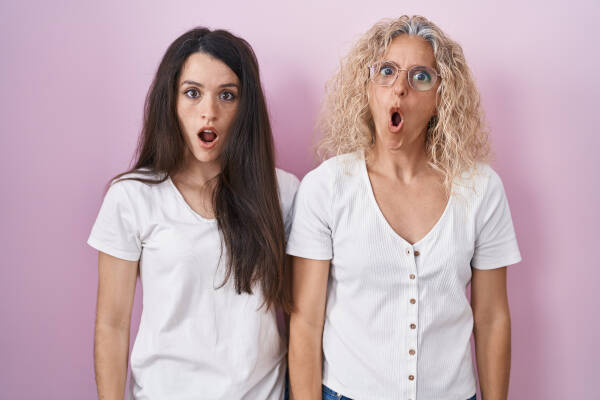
[88,168,299,400]
[286,152,521,400]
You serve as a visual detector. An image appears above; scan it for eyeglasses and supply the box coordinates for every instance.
[369,61,440,91]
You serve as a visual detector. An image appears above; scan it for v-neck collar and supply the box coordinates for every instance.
[360,154,453,247]
[167,176,217,224]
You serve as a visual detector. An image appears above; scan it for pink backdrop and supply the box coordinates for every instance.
[1,0,598,398]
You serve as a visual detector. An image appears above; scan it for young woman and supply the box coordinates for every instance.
[287,16,521,400]
[88,28,298,399]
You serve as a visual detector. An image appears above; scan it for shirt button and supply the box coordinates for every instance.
[414,250,420,257]
[409,375,415,381]
[409,349,416,355]
[406,248,412,255]
[410,323,416,329]
[409,274,416,280]
[410,298,416,304]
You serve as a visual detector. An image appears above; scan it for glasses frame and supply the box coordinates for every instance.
[369,61,440,91]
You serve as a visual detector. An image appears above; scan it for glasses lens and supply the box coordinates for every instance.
[408,66,437,91]
[372,62,397,86]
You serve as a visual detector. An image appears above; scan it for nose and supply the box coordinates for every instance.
[392,70,409,97]
[200,96,218,122]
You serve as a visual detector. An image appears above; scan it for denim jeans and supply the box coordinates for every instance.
[322,384,476,400]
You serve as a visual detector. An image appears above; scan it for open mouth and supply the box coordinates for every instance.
[198,128,218,144]
[388,108,403,132]
[391,112,402,127]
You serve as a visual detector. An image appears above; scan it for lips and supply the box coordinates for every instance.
[388,107,403,133]
[197,126,218,147]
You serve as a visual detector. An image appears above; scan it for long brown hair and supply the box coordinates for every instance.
[113,28,290,312]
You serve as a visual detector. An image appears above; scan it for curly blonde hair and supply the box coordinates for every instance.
[317,15,490,190]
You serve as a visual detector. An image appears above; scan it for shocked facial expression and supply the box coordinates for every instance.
[177,52,240,165]
[367,35,439,150]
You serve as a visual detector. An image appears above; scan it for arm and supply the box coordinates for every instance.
[471,267,511,400]
[94,252,138,400]
[288,256,330,400]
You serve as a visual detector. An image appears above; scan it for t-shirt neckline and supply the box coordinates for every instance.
[359,153,453,247]
[167,176,218,223]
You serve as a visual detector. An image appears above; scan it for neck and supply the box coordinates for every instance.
[368,132,430,183]
[173,151,221,189]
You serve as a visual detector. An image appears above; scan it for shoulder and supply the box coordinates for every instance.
[322,151,363,175]
[108,169,168,203]
[276,168,300,210]
[112,169,166,185]
[276,168,300,192]
[473,163,505,200]
[455,163,505,198]
[301,151,363,187]
[453,164,512,222]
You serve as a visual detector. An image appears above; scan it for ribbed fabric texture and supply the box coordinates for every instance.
[286,152,521,400]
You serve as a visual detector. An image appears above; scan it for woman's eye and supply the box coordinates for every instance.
[184,88,200,98]
[220,91,236,101]
[379,65,395,76]
[413,70,431,82]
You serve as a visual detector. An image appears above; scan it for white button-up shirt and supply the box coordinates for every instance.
[287,153,521,400]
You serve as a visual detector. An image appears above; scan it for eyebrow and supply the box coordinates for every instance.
[382,61,436,69]
[180,80,239,89]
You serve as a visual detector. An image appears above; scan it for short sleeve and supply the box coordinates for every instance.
[471,169,521,269]
[87,181,142,262]
[286,165,333,260]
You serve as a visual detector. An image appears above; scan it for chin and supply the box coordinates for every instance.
[377,134,405,150]
[191,150,220,164]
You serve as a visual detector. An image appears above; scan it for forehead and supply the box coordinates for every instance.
[382,35,436,68]
[179,52,239,85]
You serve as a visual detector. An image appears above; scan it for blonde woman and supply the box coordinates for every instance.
[287,16,521,400]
